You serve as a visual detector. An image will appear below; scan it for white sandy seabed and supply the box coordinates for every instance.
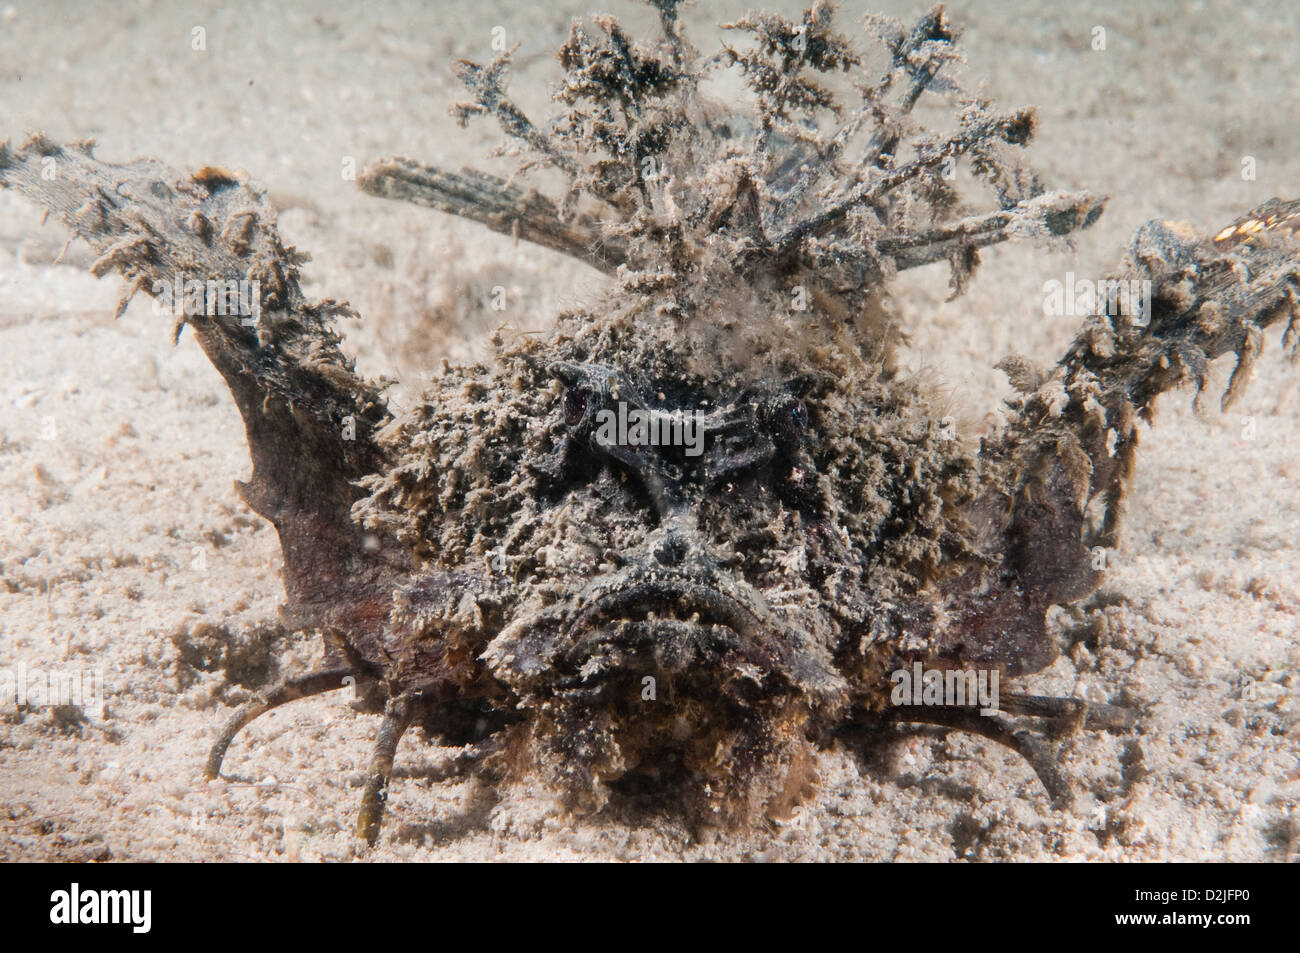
[0,0,1296,860]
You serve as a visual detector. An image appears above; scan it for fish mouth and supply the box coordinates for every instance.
[529,570,845,707]
[560,572,781,680]
[573,577,765,639]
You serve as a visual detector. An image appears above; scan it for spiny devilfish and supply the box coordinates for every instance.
[3,1,1296,843]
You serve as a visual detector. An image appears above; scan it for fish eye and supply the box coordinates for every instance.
[772,396,808,435]
[563,386,589,426]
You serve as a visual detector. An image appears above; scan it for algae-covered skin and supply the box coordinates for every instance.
[2,1,1296,841]
[357,287,984,821]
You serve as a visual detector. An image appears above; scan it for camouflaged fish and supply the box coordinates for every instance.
[3,1,1296,842]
